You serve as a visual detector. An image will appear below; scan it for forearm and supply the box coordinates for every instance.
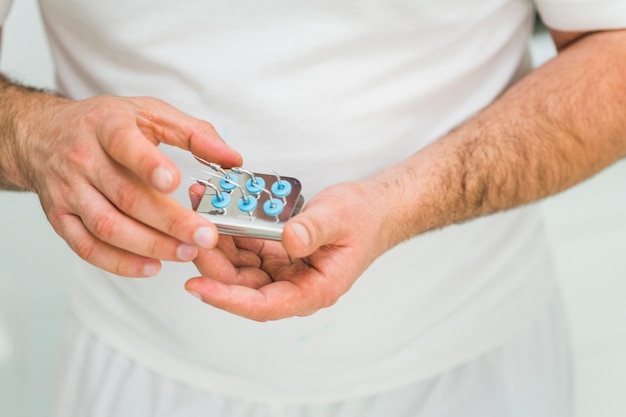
[370,29,626,248]
[0,73,68,191]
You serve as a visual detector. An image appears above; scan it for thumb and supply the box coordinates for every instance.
[281,197,345,258]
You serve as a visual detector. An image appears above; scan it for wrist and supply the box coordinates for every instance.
[362,141,465,247]
[0,75,70,191]
[362,164,429,250]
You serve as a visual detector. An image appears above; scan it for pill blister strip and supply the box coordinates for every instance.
[192,164,305,240]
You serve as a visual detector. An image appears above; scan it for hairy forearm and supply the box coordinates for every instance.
[371,29,626,247]
[0,73,67,191]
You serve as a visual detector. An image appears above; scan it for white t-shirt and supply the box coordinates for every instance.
[2,0,625,404]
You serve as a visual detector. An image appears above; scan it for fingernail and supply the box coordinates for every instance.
[291,223,310,247]
[143,261,161,277]
[152,165,174,191]
[187,290,203,301]
[177,243,198,261]
[194,226,216,249]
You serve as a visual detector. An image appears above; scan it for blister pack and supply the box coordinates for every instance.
[192,162,305,240]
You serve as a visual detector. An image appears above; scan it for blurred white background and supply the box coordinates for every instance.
[0,1,74,416]
[0,1,625,416]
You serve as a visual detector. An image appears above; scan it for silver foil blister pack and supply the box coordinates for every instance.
[192,163,304,240]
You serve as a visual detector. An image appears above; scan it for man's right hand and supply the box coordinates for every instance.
[0,88,242,277]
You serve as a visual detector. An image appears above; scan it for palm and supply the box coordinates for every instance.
[190,234,361,320]
[186,182,386,321]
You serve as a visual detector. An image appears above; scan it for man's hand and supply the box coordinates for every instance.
[0,87,242,277]
[189,27,626,321]
[185,181,392,321]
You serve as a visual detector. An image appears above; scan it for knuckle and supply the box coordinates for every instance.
[243,301,271,322]
[137,95,165,107]
[317,285,341,310]
[320,293,339,309]
[199,119,216,132]
[297,309,319,318]
[110,256,126,276]
[63,136,94,173]
[72,234,97,263]
[150,96,169,108]
[135,150,158,177]
[91,211,119,241]
[145,236,161,258]
[104,124,130,154]
[145,234,173,260]
[250,312,271,323]
[114,182,142,214]
[165,210,193,238]
[80,96,120,129]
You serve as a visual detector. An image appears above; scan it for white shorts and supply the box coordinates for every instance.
[54,291,573,417]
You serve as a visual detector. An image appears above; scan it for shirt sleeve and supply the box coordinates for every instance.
[534,0,626,31]
[0,0,14,27]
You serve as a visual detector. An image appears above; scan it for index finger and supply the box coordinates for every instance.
[99,97,242,193]
[98,167,220,249]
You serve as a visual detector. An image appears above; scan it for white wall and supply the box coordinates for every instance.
[0,2,625,416]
